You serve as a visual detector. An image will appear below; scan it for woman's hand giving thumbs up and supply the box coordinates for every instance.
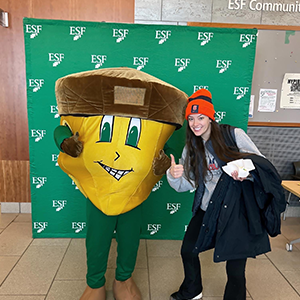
[169,154,184,179]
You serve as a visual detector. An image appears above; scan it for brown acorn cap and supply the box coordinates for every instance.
[55,67,188,129]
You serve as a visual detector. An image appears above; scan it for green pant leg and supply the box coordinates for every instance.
[86,199,117,288]
[115,204,143,281]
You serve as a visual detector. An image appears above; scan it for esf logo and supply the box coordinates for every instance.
[216,60,232,73]
[133,57,149,71]
[215,111,226,123]
[31,129,46,142]
[113,29,129,43]
[155,30,171,44]
[193,85,209,93]
[72,222,86,233]
[147,224,161,235]
[70,26,86,40]
[228,0,247,9]
[28,79,44,92]
[197,32,214,46]
[72,180,79,190]
[32,177,47,189]
[49,53,65,67]
[167,203,181,214]
[33,222,48,233]
[234,87,249,100]
[50,105,59,118]
[91,54,107,69]
[25,24,42,39]
[52,154,59,167]
[53,200,67,212]
[175,58,191,72]
[240,34,256,48]
[152,180,163,192]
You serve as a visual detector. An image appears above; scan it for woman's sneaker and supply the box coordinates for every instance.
[170,291,202,300]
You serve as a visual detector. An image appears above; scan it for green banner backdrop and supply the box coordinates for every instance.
[23,18,257,239]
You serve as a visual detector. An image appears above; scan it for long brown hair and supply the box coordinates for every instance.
[184,120,252,186]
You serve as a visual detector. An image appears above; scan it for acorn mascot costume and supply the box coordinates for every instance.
[53,67,187,300]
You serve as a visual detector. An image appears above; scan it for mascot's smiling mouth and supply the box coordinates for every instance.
[94,160,134,181]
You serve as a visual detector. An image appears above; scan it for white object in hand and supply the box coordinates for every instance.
[222,159,255,178]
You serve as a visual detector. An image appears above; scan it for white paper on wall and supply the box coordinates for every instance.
[258,88,277,112]
[280,73,300,109]
[249,95,254,118]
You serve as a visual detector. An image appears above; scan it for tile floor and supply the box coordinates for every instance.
[0,213,300,300]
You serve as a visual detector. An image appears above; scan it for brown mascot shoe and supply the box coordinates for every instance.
[79,285,106,300]
[113,277,142,300]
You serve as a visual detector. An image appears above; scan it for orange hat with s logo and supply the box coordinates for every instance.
[185,88,215,121]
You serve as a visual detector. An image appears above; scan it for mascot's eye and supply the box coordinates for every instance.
[126,118,141,149]
[97,115,114,143]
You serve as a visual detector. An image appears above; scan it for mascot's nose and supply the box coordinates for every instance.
[114,151,120,161]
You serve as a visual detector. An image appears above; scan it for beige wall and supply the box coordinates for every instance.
[0,0,134,203]
[135,0,300,26]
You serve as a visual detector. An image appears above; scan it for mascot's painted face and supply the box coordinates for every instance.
[58,115,175,216]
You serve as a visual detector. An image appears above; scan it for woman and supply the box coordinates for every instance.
[166,88,278,300]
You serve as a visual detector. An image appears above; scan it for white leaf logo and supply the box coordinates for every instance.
[219,68,226,73]
[33,87,40,92]
[178,66,185,72]
[95,63,102,69]
[35,137,42,142]
[37,227,45,233]
[54,113,60,118]
[243,42,250,48]
[56,206,63,211]
[159,38,166,44]
[73,35,81,41]
[116,37,124,43]
[53,61,60,67]
[150,230,157,235]
[75,228,82,233]
[30,33,37,39]
[137,65,144,70]
[201,40,208,46]
[36,183,42,189]
[236,94,244,100]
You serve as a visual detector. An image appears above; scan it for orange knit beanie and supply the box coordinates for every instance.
[185,88,215,121]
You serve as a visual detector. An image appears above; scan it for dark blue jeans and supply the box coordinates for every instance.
[178,208,247,300]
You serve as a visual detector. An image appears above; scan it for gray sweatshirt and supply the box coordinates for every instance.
[166,128,263,211]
